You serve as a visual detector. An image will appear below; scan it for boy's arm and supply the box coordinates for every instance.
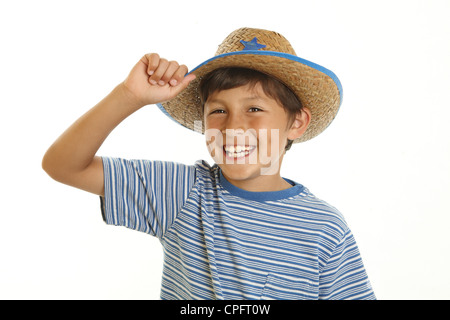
[42,53,196,196]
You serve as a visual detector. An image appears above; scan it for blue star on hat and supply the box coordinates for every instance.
[240,37,267,51]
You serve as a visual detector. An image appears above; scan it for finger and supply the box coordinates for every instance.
[171,73,196,94]
[160,61,180,85]
[169,64,189,86]
[143,53,160,76]
[149,58,169,85]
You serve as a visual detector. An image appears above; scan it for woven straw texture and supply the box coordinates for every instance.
[160,27,341,143]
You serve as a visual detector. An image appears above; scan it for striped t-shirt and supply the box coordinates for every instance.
[100,157,375,300]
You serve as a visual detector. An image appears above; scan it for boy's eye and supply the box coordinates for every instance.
[249,107,262,112]
[210,109,225,114]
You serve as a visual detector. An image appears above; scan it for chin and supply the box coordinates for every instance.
[219,163,261,181]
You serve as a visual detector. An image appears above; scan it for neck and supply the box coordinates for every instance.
[222,171,293,192]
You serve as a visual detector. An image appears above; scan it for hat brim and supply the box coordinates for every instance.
[157,50,342,143]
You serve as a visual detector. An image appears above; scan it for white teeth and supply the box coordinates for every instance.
[223,145,255,158]
[226,151,247,158]
[224,145,254,152]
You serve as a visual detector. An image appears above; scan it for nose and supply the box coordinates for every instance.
[221,111,246,134]
[220,112,247,146]
[221,112,258,146]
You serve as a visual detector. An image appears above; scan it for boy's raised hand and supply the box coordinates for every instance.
[122,53,196,108]
[42,53,195,196]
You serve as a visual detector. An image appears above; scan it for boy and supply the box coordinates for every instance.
[42,27,375,300]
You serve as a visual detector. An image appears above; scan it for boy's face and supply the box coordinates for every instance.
[203,83,309,190]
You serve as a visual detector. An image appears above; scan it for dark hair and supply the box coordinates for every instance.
[199,67,303,151]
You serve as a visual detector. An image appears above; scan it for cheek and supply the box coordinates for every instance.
[204,126,224,163]
[204,116,221,131]
[203,115,210,129]
[257,128,288,158]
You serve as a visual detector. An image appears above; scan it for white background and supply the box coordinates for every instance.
[1,0,449,300]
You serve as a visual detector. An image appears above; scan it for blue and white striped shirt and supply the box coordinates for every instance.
[100,157,375,300]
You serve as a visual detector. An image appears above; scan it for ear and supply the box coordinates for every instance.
[287,107,311,141]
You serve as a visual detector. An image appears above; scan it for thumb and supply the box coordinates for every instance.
[170,73,196,95]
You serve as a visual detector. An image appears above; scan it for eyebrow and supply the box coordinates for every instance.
[242,95,264,102]
[205,95,265,106]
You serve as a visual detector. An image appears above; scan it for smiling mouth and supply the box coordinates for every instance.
[223,145,257,159]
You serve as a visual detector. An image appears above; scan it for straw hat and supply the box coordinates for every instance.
[157,27,343,143]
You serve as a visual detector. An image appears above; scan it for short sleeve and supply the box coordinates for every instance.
[319,229,376,300]
[100,157,196,239]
